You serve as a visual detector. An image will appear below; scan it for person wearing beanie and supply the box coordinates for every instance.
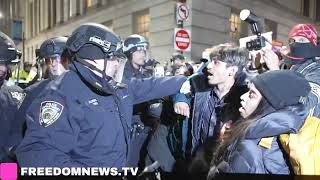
[208,70,310,177]
[263,23,320,118]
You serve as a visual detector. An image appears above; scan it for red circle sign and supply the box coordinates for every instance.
[175,29,190,51]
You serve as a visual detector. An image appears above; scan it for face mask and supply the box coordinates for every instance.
[288,43,314,60]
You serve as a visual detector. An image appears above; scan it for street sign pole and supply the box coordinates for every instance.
[175,1,190,55]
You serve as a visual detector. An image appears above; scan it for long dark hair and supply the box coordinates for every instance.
[211,97,275,166]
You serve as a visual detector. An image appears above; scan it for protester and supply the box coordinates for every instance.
[263,23,320,118]
[208,70,310,177]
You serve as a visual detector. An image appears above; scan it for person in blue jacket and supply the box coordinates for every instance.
[208,70,310,177]
[20,37,69,119]
[122,34,156,168]
[13,37,70,152]
[0,31,25,162]
[15,23,187,168]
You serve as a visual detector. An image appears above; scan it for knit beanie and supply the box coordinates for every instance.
[251,70,310,110]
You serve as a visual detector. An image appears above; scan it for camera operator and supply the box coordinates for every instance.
[262,23,320,118]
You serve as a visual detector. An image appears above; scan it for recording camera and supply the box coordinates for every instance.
[240,9,266,51]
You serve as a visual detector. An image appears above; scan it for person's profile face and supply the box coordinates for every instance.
[239,83,262,119]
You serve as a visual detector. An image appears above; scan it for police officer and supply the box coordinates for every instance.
[123,34,162,168]
[0,31,25,162]
[16,23,187,168]
[27,36,69,85]
[22,37,69,106]
[15,37,69,146]
[123,34,151,79]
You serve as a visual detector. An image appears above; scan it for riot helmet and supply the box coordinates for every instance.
[0,32,21,86]
[0,31,21,65]
[66,23,126,82]
[37,36,68,76]
[123,34,149,68]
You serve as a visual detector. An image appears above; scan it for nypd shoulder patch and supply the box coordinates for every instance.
[10,91,26,109]
[39,101,64,127]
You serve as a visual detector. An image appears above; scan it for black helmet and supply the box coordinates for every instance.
[66,23,124,60]
[38,36,68,59]
[123,34,149,55]
[0,31,21,64]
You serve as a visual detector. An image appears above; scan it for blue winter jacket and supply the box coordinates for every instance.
[218,105,308,174]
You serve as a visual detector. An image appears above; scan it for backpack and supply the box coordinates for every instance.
[279,116,320,175]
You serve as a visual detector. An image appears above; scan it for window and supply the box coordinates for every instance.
[265,19,277,40]
[85,0,98,8]
[29,2,34,37]
[102,20,113,30]
[302,0,310,17]
[69,0,78,17]
[48,0,52,28]
[53,0,57,25]
[31,46,34,61]
[60,0,64,23]
[133,9,150,40]
[48,0,57,28]
[229,8,248,43]
[316,0,320,21]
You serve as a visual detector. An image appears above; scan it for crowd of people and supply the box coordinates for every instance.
[0,21,320,179]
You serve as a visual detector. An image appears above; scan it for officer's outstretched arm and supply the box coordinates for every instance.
[15,93,84,168]
[129,76,187,105]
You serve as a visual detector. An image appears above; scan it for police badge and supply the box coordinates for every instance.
[39,101,64,127]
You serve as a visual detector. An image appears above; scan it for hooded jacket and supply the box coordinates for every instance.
[291,58,320,118]
[215,105,308,174]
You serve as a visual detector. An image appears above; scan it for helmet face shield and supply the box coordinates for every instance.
[106,53,127,83]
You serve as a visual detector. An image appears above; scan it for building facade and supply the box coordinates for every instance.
[2,0,320,64]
